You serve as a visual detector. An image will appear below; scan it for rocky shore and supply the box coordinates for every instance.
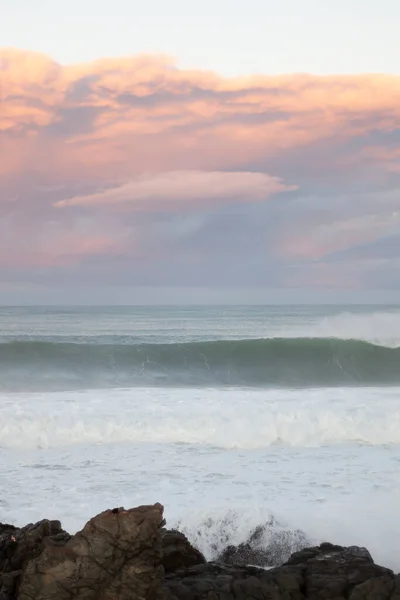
[0,503,398,599]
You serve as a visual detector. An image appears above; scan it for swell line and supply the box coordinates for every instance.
[0,337,398,390]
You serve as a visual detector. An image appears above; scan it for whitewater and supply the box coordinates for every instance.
[1,305,400,570]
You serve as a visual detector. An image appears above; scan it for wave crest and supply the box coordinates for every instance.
[0,337,399,390]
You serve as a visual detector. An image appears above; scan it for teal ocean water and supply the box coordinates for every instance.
[0,305,399,391]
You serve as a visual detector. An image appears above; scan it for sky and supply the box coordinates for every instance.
[1,1,400,303]
[3,0,400,76]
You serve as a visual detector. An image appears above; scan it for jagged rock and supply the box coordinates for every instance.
[0,519,70,600]
[284,543,393,599]
[162,529,206,572]
[164,542,396,600]
[17,504,165,600]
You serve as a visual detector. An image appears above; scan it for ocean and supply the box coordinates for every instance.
[1,305,400,569]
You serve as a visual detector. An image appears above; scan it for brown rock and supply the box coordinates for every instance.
[18,504,165,600]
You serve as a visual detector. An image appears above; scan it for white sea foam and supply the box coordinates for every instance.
[1,386,400,450]
[1,421,400,570]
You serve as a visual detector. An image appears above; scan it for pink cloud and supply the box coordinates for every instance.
[0,233,115,268]
[276,212,400,261]
[361,146,400,173]
[55,171,295,210]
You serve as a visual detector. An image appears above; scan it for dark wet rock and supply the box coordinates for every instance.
[350,574,400,600]
[162,529,206,572]
[216,522,309,568]
[218,542,272,568]
[164,562,291,600]
[283,543,393,600]
[0,519,70,600]
[286,541,374,565]
[165,542,396,600]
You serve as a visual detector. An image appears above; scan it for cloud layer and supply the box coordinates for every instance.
[1,48,400,298]
[55,171,294,209]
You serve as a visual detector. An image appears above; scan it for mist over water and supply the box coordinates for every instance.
[1,304,400,569]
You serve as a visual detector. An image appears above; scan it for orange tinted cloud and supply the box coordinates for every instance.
[2,49,400,179]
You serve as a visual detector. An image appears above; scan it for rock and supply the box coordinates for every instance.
[216,523,309,568]
[162,529,206,572]
[0,519,70,600]
[164,561,304,600]
[283,542,393,599]
[164,542,396,600]
[217,542,272,568]
[1,505,399,600]
[18,504,165,600]
[285,541,374,565]
[350,574,400,600]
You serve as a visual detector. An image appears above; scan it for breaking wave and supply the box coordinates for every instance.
[1,385,400,449]
[0,337,399,390]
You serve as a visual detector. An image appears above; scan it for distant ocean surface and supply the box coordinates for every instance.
[1,305,400,568]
